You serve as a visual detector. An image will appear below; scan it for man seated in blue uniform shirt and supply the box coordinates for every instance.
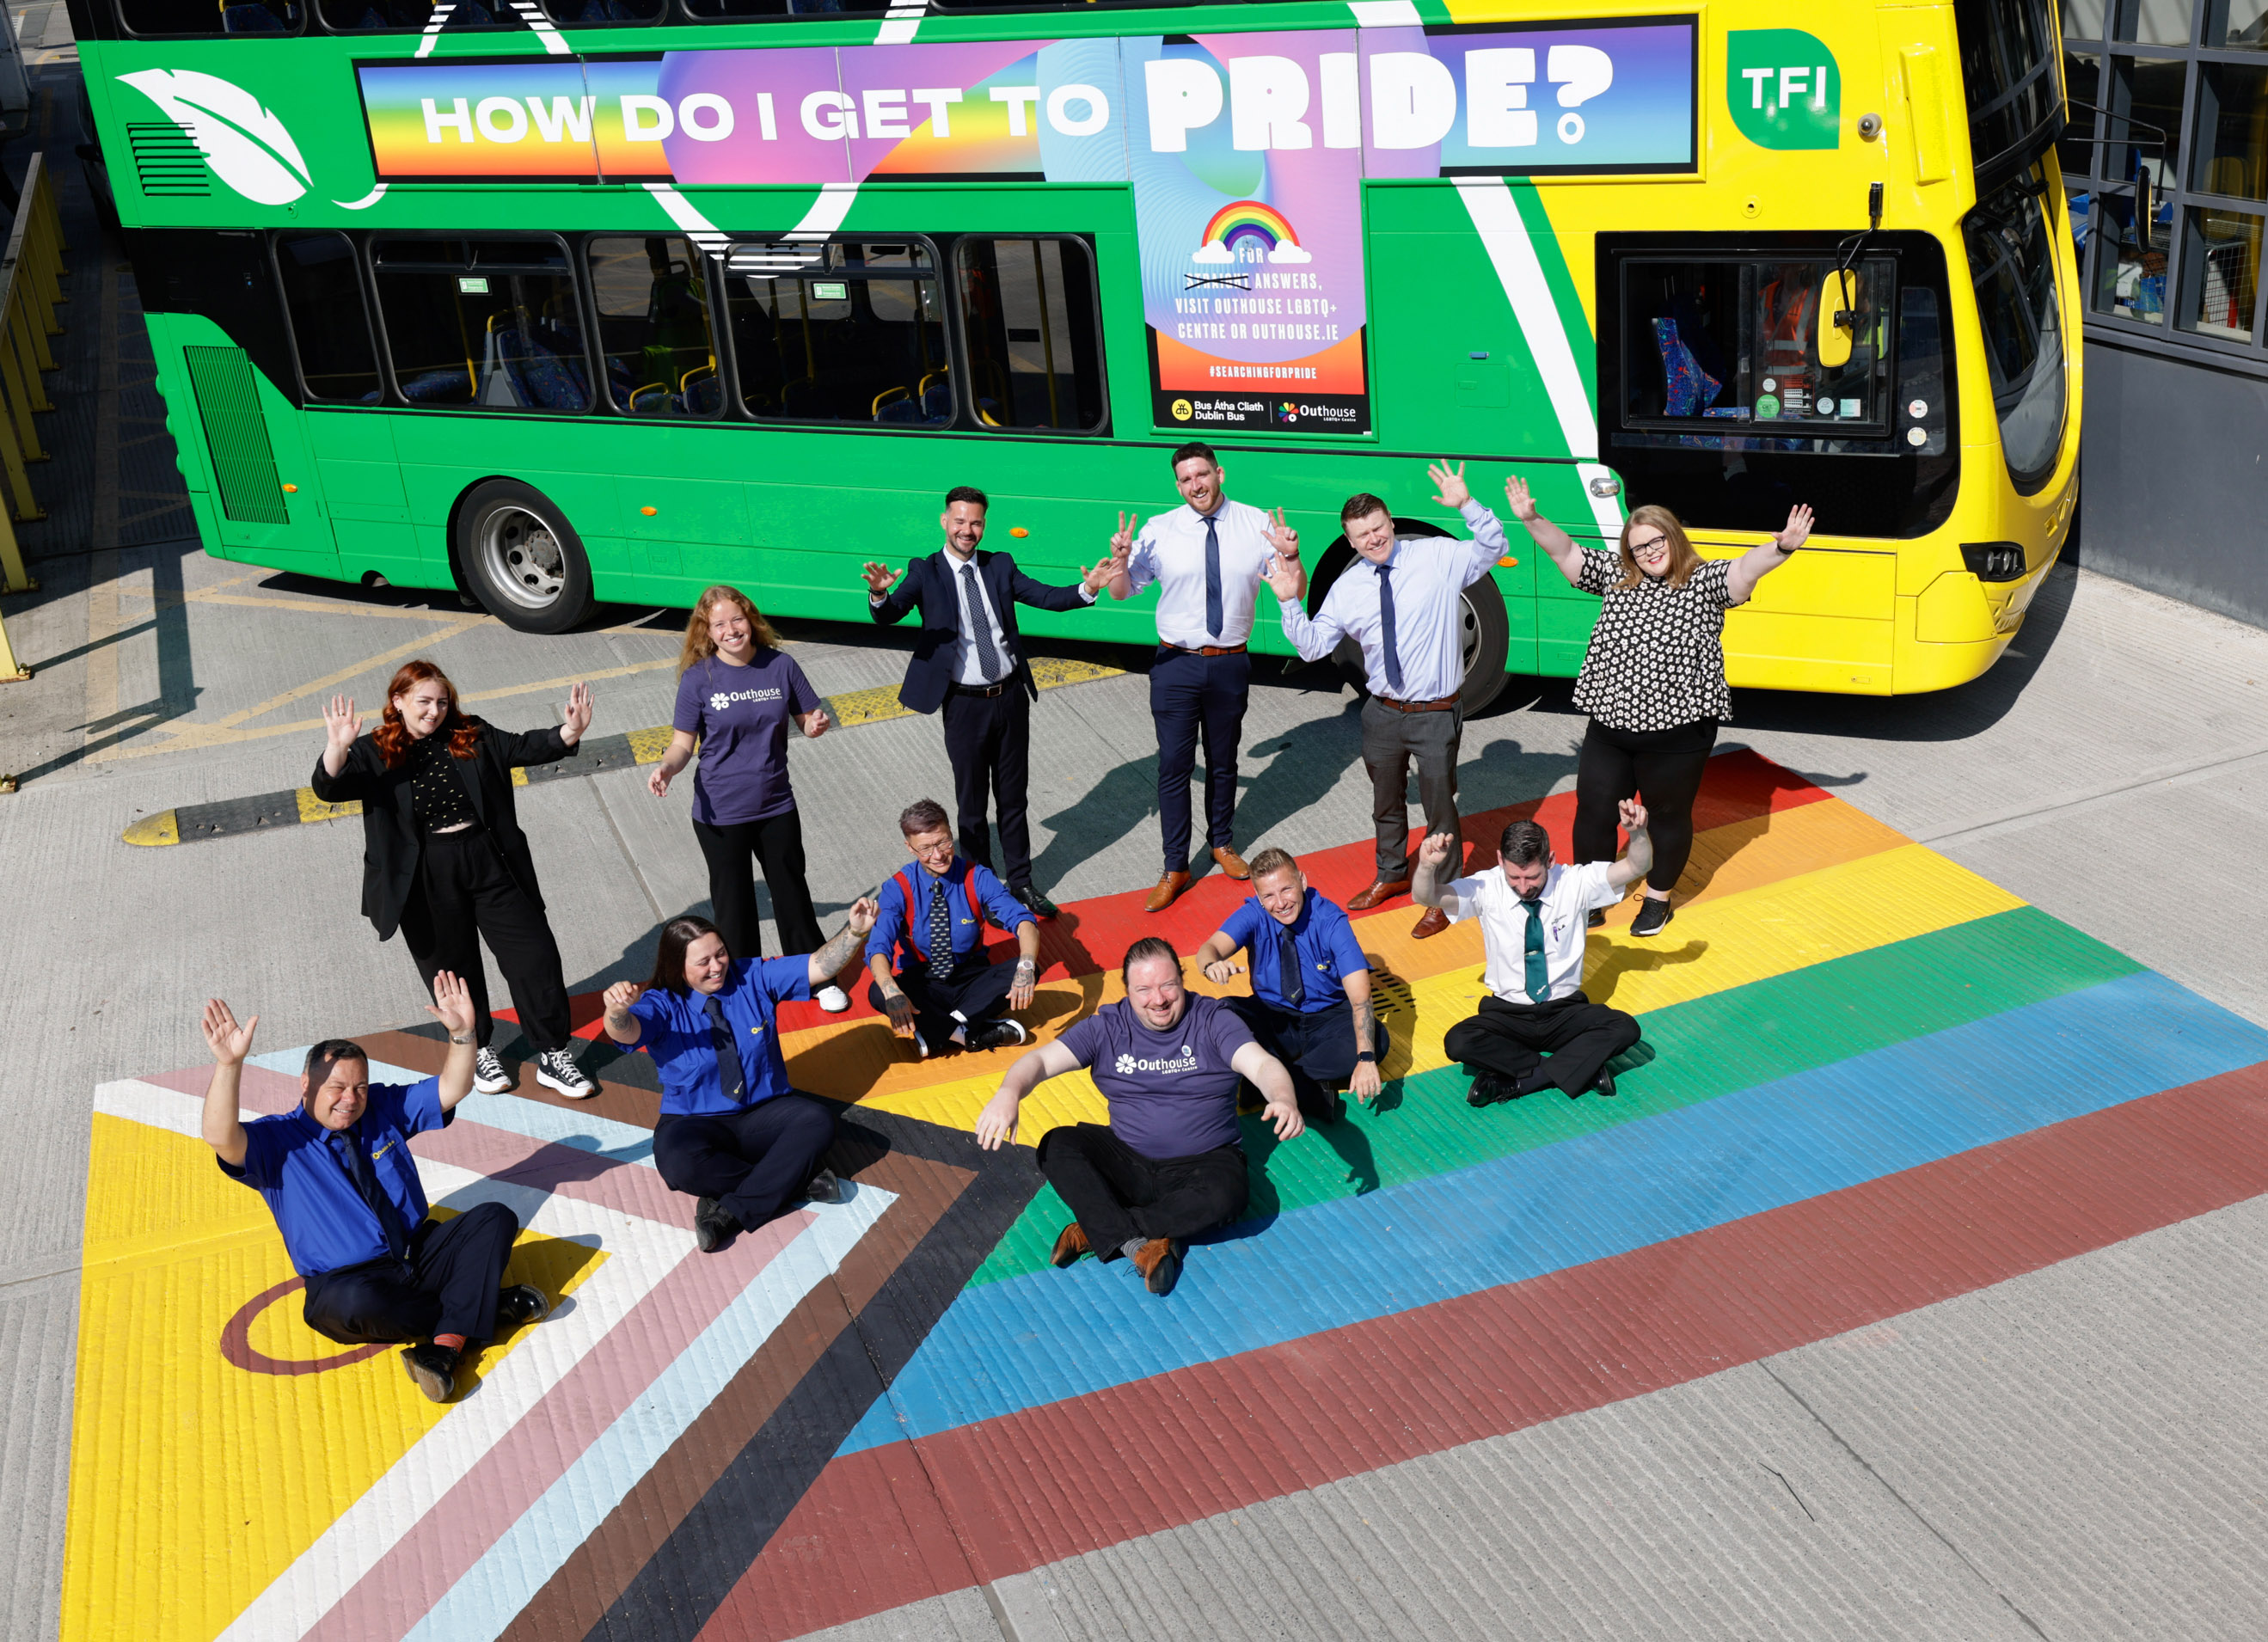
[974,937,1303,1296]
[198,971,549,1405]
[1192,847,1388,1124]
[603,900,877,1254]
[866,797,1041,1059]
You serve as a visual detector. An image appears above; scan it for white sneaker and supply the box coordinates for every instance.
[817,984,850,1014]
[535,1048,597,1099]
[472,1047,512,1095]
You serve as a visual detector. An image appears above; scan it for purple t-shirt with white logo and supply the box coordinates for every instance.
[673,650,820,828]
[1056,996,1255,1160]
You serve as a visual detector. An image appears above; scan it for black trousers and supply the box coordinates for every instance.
[1036,1123,1247,1254]
[653,1094,839,1233]
[397,827,573,1053]
[1572,717,1718,895]
[300,1200,520,1348]
[1444,993,1640,1096]
[941,685,1034,892]
[694,808,822,961]
[1221,995,1387,1115]
[866,959,1017,1054]
[1361,696,1462,881]
[1150,646,1250,873]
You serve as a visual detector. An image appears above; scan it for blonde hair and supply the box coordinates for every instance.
[1616,505,1701,591]
[677,585,782,675]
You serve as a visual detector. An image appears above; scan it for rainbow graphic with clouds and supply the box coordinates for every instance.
[1193,200,1311,266]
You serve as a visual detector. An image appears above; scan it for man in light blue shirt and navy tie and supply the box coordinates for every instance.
[1269,462,1511,940]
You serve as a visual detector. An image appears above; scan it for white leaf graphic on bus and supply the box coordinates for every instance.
[116,69,311,206]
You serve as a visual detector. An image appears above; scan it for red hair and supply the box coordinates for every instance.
[373,659,481,768]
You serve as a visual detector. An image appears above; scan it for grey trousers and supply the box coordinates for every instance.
[1362,695,1462,880]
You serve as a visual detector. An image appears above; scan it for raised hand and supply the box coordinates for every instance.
[1775,503,1815,554]
[603,980,645,1015]
[561,681,593,744]
[323,694,362,758]
[1428,459,1471,509]
[1110,510,1139,558]
[1618,798,1650,834]
[1263,506,1300,565]
[1080,548,1123,594]
[1416,830,1456,872]
[1202,958,1246,986]
[973,1085,1021,1150]
[425,970,478,1037]
[1503,475,1540,524]
[861,561,902,596]
[1263,550,1305,603]
[846,895,880,937]
[201,998,258,1066]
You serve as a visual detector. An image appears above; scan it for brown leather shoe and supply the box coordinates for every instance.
[1345,878,1411,911]
[1211,846,1252,879]
[1144,870,1192,912]
[1409,906,1450,940]
[1130,1237,1183,1296]
[1050,1222,1090,1268]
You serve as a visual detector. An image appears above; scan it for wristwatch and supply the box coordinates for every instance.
[1354,1051,1376,1064]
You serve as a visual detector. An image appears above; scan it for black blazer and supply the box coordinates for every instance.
[310,719,578,941]
[870,548,1091,714]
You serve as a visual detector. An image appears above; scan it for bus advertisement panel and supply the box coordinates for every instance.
[351,21,1695,432]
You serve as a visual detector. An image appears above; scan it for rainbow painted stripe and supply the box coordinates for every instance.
[1201,199,1299,254]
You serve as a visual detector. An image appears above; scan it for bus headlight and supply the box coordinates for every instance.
[1959,542,2027,582]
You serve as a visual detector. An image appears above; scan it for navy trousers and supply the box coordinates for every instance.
[300,1199,520,1348]
[653,1094,839,1233]
[1150,646,1250,873]
[1222,995,1388,1115]
[867,958,1018,1054]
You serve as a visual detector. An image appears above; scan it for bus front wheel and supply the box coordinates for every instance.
[456,481,595,634]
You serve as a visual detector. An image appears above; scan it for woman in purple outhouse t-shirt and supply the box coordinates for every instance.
[647,585,849,1010]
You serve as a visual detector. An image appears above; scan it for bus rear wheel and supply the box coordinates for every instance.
[1308,519,1513,714]
[456,481,595,634]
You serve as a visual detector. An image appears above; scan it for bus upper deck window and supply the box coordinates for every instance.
[679,0,889,21]
[371,236,592,413]
[588,236,722,417]
[954,238,1106,433]
[535,0,662,24]
[119,0,299,34]
[724,240,947,427]
[1965,168,2068,492]
[275,232,380,404]
[317,0,508,31]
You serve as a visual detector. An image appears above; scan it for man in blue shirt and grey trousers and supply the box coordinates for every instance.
[198,971,549,1405]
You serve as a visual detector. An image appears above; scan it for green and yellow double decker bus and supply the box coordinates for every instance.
[70,0,2078,706]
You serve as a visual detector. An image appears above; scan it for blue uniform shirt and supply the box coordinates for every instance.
[632,954,812,1117]
[865,856,1034,975]
[1218,891,1370,1015]
[218,1080,449,1277]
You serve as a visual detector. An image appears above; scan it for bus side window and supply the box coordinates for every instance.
[954,237,1107,433]
[588,236,721,417]
[276,232,381,404]
[536,0,663,23]
[680,0,888,19]
[119,0,297,34]
[317,0,504,29]
[371,237,592,413]
[725,241,948,428]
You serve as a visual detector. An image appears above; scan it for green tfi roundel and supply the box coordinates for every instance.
[1727,30,1841,150]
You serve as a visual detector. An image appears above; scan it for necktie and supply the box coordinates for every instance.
[960,562,1002,683]
[334,1126,409,1262]
[1278,928,1305,1009]
[1522,898,1550,1003]
[927,879,956,977]
[1202,512,1223,640]
[1376,560,1403,696]
[704,995,748,1101]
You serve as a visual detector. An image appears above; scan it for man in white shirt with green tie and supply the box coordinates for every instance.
[1413,805,1652,1106]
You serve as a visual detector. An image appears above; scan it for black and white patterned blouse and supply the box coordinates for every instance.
[407,732,477,832]
[1571,549,1745,732]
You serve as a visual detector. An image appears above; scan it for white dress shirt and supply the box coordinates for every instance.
[1126,497,1277,647]
[1278,499,1508,702]
[1438,861,1621,1004]
[941,548,1014,687]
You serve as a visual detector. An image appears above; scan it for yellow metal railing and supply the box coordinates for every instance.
[0,152,70,790]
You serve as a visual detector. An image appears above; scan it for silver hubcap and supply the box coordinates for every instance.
[1457,592,1483,683]
[480,505,567,610]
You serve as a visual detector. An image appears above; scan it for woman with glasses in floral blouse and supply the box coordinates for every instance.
[1505,478,1812,936]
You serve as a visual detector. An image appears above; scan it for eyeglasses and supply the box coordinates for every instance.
[1627,534,1670,555]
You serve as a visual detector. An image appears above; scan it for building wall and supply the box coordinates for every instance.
[2075,334,2268,631]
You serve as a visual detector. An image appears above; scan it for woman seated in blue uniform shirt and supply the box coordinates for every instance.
[198,971,549,1405]
[601,900,876,1253]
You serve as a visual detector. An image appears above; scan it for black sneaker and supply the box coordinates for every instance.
[966,1018,1030,1053]
[495,1284,550,1330]
[1015,887,1061,920]
[535,1048,597,1099]
[694,1195,741,1254]
[1630,898,1674,937]
[1587,909,1606,929]
[1592,1070,1619,1100]
[473,1047,512,1095]
[400,1341,459,1403]
[804,1168,844,1205]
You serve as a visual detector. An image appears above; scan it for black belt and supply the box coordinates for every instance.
[1160,642,1247,656]
[947,680,1009,698]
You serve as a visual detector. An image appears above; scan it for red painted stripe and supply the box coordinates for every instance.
[701,1060,2268,1641]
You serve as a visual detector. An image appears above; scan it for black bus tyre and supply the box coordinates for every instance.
[1306,515,1511,713]
[456,481,595,634]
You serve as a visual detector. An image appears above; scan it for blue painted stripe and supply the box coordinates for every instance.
[843,969,2268,1454]
[250,1046,657,1166]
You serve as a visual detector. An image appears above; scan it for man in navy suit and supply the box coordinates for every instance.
[864,486,1123,919]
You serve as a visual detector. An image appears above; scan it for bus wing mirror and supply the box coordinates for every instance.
[1817,269,1857,369]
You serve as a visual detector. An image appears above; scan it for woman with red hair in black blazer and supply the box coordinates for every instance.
[313,659,598,1100]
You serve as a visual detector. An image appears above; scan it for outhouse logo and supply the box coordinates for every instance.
[1726,30,1840,150]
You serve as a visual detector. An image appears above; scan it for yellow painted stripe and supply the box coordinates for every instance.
[296,788,361,824]
[120,809,179,846]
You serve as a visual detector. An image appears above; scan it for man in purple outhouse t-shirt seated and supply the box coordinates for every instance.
[974,936,1304,1297]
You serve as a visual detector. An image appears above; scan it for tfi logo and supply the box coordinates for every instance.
[1726,30,1840,151]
